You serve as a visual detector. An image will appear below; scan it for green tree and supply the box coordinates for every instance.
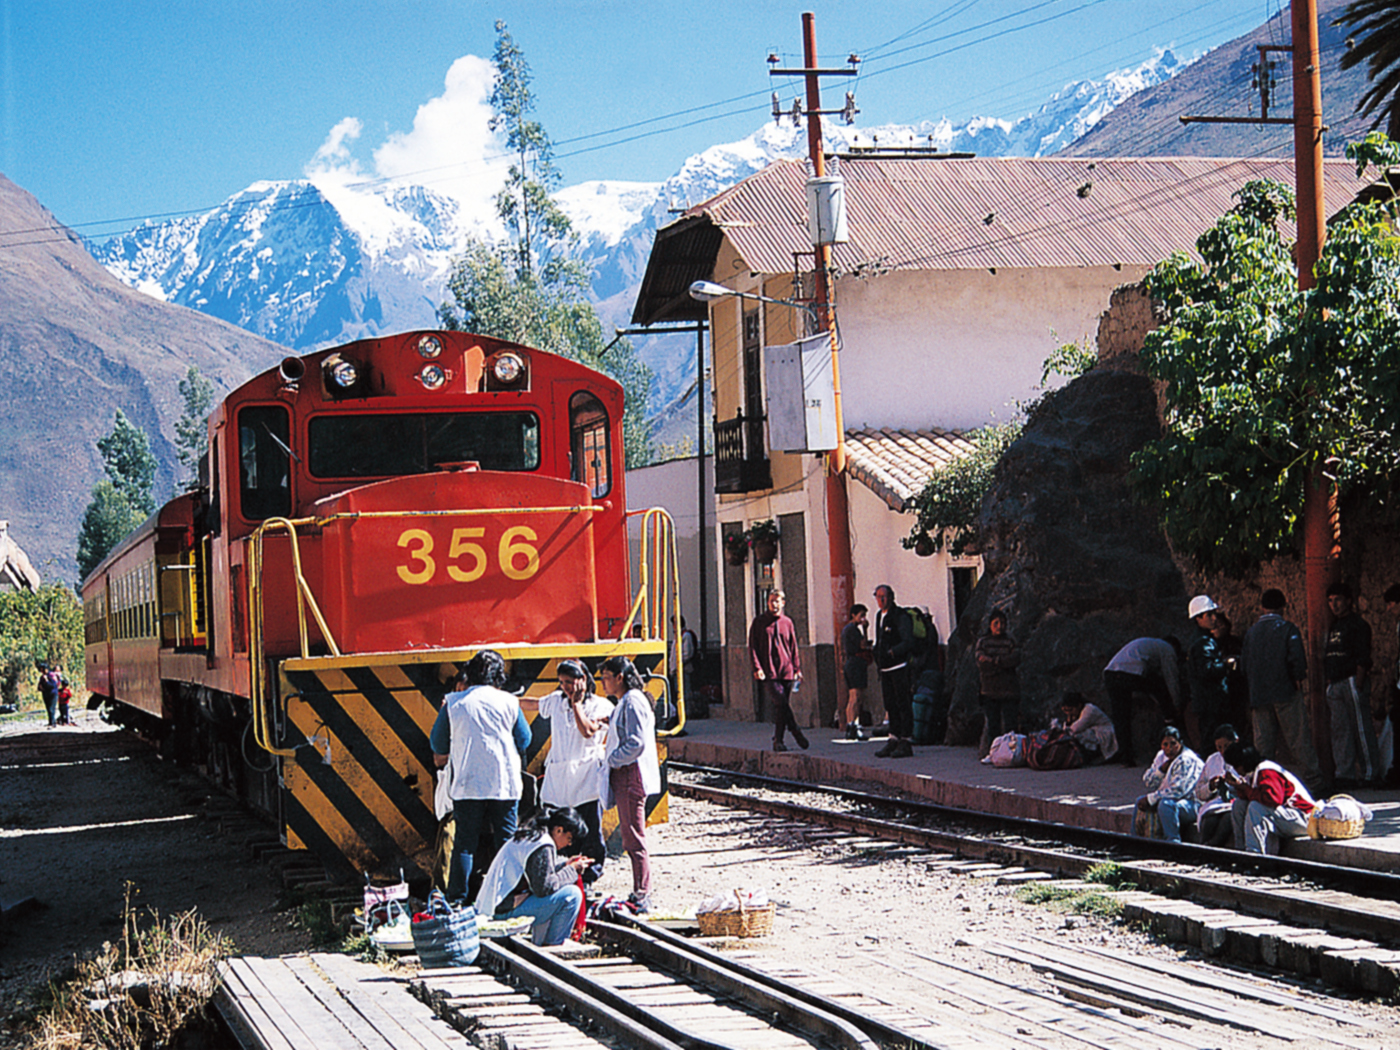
[76,481,145,581]
[97,409,157,516]
[175,365,214,486]
[904,422,1023,557]
[0,583,83,708]
[1130,142,1400,574]
[1338,0,1400,139]
[440,23,653,465]
[489,20,573,281]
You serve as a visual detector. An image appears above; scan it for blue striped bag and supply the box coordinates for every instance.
[411,890,479,967]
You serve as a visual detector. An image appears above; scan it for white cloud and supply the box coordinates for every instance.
[309,116,365,173]
[304,55,508,236]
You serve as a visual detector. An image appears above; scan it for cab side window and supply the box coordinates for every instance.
[569,392,611,499]
[238,405,292,521]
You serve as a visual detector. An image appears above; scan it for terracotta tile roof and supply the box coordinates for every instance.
[633,155,1372,324]
[844,427,979,512]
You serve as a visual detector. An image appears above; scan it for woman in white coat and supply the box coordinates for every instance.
[599,655,661,914]
[538,659,613,883]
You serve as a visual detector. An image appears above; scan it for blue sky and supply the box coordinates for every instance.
[1,0,1278,236]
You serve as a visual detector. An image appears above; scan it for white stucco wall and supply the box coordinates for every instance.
[847,480,973,648]
[835,265,1146,431]
[626,455,718,644]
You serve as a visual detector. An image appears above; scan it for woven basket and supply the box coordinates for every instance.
[1308,795,1367,840]
[697,892,775,938]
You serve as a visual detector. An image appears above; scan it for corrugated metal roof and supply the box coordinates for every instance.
[633,155,1372,324]
[845,426,978,512]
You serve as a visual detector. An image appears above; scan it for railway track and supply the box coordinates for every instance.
[409,911,1389,1050]
[667,763,1400,995]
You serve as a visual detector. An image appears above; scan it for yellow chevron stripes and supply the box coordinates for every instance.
[275,643,671,879]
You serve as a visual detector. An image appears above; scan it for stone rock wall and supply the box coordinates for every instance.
[946,281,1400,751]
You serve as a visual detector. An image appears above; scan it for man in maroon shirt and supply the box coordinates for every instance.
[749,590,807,752]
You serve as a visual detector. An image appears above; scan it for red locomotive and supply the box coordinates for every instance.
[83,331,681,882]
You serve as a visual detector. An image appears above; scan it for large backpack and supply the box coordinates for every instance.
[1025,728,1085,771]
[909,608,937,668]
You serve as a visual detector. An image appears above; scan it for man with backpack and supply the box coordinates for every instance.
[873,585,916,759]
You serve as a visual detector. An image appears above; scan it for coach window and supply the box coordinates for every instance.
[238,405,291,521]
[569,392,611,499]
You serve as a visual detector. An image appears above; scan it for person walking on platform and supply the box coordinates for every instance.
[1134,726,1204,842]
[840,604,870,740]
[749,590,807,752]
[873,585,916,759]
[538,660,613,885]
[1220,743,1315,855]
[1323,583,1380,787]
[1241,589,1322,793]
[1102,636,1183,767]
[431,650,532,903]
[1186,596,1230,753]
[975,610,1020,758]
[599,655,661,915]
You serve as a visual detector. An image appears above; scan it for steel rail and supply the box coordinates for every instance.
[579,919,882,1050]
[596,915,955,1050]
[670,764,1400,945]
[475,939,693,1050]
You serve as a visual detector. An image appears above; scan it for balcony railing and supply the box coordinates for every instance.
[714,412,771,494]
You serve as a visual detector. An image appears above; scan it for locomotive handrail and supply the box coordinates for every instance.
[245,504,609,756]
[625,507,686,737]
[248,516,342,758]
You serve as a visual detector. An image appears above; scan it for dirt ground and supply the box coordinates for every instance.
[0,711,311,1045]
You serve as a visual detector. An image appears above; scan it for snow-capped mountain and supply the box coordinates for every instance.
[92,49,1189,402]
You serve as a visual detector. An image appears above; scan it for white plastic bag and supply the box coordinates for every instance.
[434,764,454,820]
[984,732,1027,768]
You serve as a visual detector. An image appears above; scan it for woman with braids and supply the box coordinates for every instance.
[599,655,661,914]
[475,806,591,945]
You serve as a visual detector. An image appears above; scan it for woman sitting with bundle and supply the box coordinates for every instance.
[475,806,591,945]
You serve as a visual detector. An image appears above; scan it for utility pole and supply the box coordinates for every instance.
[772,11,857,705]
[1293,0,1335,780]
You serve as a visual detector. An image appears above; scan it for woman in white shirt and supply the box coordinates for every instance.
[538,660,613,884]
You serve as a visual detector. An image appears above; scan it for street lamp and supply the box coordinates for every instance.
[688,281,820,326]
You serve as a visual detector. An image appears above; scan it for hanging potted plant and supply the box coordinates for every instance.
[748,518,780,565]
[912,532,936,558]
[723,531,749,566]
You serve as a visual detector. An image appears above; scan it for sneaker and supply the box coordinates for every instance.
[874,740,896,758]
[844,725,858,741]
[772,741,789,752]
[628,894,651,915]
[794,730,810,750]
[891,739,914,758]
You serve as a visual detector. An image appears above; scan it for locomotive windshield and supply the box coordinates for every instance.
[308,411,541,478]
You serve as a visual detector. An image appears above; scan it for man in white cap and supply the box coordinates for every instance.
[1186,596,1231,753]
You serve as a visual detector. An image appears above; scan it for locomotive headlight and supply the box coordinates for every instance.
[327,357,360,389]
[417,334,443,359]
[493,353,524,384]
[419,364,447,390]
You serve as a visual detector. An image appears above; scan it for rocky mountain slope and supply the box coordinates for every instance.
[91,50,1192,423]
[0,175,288,583]
[1062,0,1369,158]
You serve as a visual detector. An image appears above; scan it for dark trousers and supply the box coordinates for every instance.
[573,798,606,885]
[978,694,1020,755]
[447,797,518,903]
[1103,669,1175,765]
[767,680,805,746]
[880,665,914,739]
